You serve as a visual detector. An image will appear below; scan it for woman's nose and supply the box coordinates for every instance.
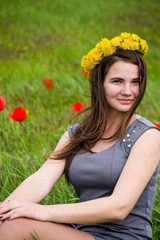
[121,84,132,95]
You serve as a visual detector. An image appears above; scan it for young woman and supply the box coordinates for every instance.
[0,32,160,240]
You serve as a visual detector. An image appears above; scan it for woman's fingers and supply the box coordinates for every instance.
[0,209,22,221]
[0,201,22,220]
[0,201,35,220]
[0,200,18,214]
[0,201,46,222]
[0,207,24,221]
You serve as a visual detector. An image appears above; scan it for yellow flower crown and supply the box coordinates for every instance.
[81,32,148,73]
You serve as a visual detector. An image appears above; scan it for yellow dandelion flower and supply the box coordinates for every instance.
[85,59,96,71]
[144,47,148,56]
[131,34,140,42]
[121,32,131,39]
[96,38,109,51]
[98,39,115,56]
[8,42,13,48]
[23,46,28,51]
[88,48,103,62]
[81,32,148,73]
[111,36,122,47]
[82,56,96,72]
[130,41,139,51]
[121,39,132,50]
[140,39,148,51]
[139,39,148,56]
[128,36,134,42]
[103,45,115,56]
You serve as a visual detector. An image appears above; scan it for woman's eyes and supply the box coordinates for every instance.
[112,79,121,83]
[132,80,140,84]
[112,79,140,84]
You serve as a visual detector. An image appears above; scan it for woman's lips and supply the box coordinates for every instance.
[118,99,134,104]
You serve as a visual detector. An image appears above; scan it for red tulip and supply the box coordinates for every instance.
[43,79,54,89]
[153,123,160,128]
[0,96,6,111]
[8,107,26,121]
[83,69,89,77]
[72,101,84,112]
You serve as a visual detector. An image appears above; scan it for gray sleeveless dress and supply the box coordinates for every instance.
[67,117,160,240]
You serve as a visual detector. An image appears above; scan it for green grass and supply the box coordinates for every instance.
[0,0,160,239]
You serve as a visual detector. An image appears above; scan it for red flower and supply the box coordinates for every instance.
[72,101,84,112]
[153,123,160,128]
[8,107,26,121]
[83,69,89,77]
[0,96,6,111]
[43,79,54,89]
[17,96,22,102]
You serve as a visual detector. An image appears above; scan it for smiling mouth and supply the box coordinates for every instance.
[118,99,134,104]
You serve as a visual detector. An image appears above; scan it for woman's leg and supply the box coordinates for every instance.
[0,221,3,228]
[0,218,95,240]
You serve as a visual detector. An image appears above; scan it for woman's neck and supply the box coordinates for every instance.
[103,113,139,139]
[106,112,125,129]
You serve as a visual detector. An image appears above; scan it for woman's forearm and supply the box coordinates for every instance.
[4,173,49,203]
[45,196,122,224]
[4,159,65,204]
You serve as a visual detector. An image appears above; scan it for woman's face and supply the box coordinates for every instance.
[103,60,140,114]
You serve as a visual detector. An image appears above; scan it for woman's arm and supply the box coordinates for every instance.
[43,128,160,224]
[3,131,69,203]
[0,129,160,223]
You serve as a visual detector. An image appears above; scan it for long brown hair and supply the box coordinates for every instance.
[51,50,147,182]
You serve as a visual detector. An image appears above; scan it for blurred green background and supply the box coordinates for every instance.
[0,0,160,238]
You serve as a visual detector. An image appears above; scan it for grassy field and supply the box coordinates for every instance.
[0,0,160,239]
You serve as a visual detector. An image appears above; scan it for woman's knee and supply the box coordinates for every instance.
[0,218,95,240]
[0,218,36,240]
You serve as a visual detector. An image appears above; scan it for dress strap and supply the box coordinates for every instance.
[67,123,80,138]
[122,118,160,154]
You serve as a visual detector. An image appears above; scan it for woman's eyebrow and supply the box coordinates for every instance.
[110,77,140,80]
[110,77,123,80]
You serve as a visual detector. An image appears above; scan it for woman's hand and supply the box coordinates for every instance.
[0,202,3,227]
[0,200,49,221]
